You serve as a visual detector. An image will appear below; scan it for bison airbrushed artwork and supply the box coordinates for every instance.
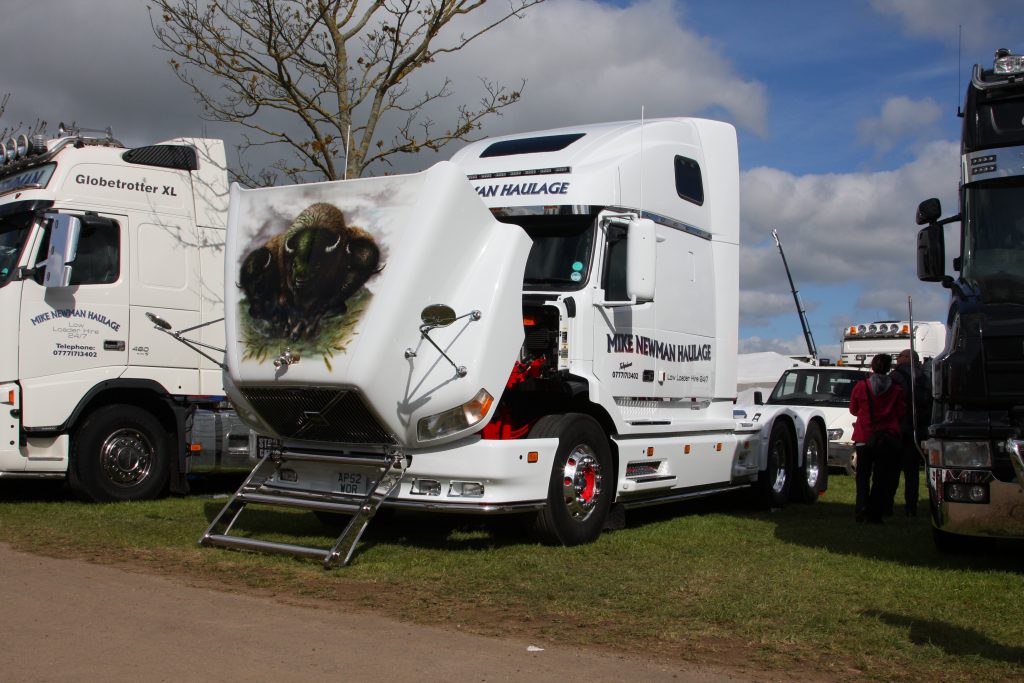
[237,202,384,367]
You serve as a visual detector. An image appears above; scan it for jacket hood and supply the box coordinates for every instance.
[869,373,893,395]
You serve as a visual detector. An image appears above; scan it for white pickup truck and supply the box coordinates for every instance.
[756,366,867,473]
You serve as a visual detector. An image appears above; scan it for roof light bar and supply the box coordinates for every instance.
[843,321,914,339]
[1,124,120,170]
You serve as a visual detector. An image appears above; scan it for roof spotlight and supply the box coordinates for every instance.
[28,134,47,155]
[15,134,29,158]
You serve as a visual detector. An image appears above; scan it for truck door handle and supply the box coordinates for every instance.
[104,340,125,351]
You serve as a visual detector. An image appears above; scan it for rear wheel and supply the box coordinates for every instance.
[70,404,171,502]
[757,422,793,507]
[792,424,826,504]
[531,414,613,545]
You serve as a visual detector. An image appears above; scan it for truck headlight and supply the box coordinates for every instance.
[417,388,494,442]
[928,440,991,468]
[827,428,843,441]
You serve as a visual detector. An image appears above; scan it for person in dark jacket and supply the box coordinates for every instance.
[849,353,905,523]
[888,349,932,516]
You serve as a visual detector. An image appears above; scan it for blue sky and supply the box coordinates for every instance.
[4,0,1024,359]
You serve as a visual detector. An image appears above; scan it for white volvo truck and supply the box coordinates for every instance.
[204,118,828,566]
[0,126,253,501]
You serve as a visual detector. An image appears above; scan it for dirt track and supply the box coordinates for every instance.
[2,543,752,682]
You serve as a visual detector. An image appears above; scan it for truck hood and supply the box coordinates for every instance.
[223,161,531,449]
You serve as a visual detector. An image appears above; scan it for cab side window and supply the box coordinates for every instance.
[601,224,628,301]
[70,220,120,285]
[674,156,704,206]
[34,217,120,286]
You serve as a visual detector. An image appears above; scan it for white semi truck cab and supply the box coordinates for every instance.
[207,118,828,566]
[0,126,252,500]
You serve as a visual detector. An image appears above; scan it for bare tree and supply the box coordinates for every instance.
[0,94,47,141]
[149,0,543,183]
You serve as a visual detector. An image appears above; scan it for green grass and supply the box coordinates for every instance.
[1,474,1022,682]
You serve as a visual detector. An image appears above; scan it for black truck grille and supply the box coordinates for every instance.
[984,336,1024,397]
[240,387,398,445]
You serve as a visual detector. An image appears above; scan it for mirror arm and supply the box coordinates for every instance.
[405,309,481,378]
[146,312,226,370]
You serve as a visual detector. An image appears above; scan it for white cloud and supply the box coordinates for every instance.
[740,290,817,327]
[870,0,1020,50]
[738,335,839,360]
[857,96,942,156]
[737,139,959,341]
[422,0,769,142]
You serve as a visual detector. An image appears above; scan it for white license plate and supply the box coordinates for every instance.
[337,470,378,496]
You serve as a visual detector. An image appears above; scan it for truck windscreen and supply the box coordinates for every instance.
[0,212,33,287]
[499,213,596,291]
[768,369,867,407]
[963,178,1024,302]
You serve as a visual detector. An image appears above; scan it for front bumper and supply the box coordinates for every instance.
[927,465,1024,538]
[827,441,855,470]
[266,435,559,513]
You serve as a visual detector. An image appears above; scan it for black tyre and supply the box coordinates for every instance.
[792,423,826,504]
[70,404,172,502]
[756,421,793,507]
[531,413,613,546]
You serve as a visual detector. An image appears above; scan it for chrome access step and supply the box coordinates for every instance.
[199,448,406,568]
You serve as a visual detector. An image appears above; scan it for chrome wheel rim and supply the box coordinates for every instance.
[771,438,788,495]
[804,437,821,489]
[100,428,155,487]
[561,445,603,522]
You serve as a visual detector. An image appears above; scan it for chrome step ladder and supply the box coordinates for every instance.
[199,448,406,568]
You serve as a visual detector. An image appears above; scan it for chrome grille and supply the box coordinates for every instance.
[240,387,398,445]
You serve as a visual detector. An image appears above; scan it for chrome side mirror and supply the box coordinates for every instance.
[420,304,457,329]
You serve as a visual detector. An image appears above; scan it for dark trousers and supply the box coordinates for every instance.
[897,440,922,512]
[878,437,922,514]
[855,443,897,522]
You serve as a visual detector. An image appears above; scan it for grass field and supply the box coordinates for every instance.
[1,473,1021,682]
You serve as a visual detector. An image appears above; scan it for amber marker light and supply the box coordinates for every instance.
[527,451,539,463]
[684,445,691,454]
[646,446,655,457]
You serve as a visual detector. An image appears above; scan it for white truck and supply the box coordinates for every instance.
[204,118,829,566]
[0,126,253,501]
[755,366,868,473]
[838,320,946,368]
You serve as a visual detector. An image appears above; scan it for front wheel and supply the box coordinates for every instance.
[792,424,826,504]
[756,422,793,507]
[70,404,172,502]
[531,414,613,546]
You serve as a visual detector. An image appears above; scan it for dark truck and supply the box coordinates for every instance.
[915,48,1024,549]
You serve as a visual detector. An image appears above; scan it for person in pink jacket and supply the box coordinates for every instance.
[849,354,905,523]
